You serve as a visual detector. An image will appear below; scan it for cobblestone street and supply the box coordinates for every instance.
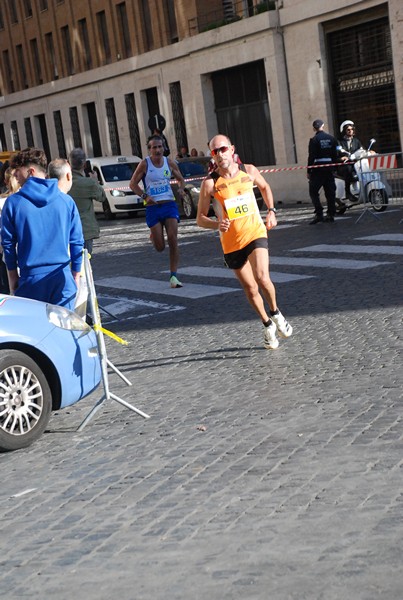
[1,205,402,600]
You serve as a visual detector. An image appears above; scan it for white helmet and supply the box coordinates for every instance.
[340,120,354,133]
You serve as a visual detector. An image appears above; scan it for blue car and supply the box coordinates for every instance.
[0,294,101,451]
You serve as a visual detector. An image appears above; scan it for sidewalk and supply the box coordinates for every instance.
[1,205,402,599]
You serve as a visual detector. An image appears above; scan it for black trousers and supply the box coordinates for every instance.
[0,255,10,294]
[309,169,336,217]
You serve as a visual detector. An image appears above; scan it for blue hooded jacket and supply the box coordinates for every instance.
[1,176,84,277]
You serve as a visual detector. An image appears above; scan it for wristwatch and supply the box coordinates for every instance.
[268,207,277,213]
[141,192,148,200]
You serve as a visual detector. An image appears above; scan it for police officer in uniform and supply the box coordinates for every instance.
[307,119,339,224]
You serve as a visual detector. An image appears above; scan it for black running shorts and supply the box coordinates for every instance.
[224,237,268,270]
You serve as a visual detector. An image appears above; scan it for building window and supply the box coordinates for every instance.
[16,45,28,89]
[30,39,43,85]
[23,0,33,18]
[78,18,92,70]
[116,3,132,59]
[0,124,7,151]
[165,0,178,44]
[169,82,188,153]
[45,32,58,80]
[11,121,20,150]
[97,11,111,64]
[0,8,4,30]
[39,0,48,10]
[105,98,121,155]
[8,0,18,24]
[125,93,141,157]
[69,107,82,149]
[24,117,34,147]
[53,111,67,158]
[61,25,74,75]
[2,50,15,93]
[141,0,153,51]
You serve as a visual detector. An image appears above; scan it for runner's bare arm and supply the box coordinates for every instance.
[197,178,230,232]
[197,178,218,230]
[168,160,186,192]
[129,160,147,195]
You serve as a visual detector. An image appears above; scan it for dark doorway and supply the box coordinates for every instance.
[212,60,275,166]
[85,102,102,157]
[35,114,51,162]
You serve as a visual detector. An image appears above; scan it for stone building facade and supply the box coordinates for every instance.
[0,0,401,202]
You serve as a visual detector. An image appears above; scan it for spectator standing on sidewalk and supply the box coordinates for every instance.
[0,167,19,293]
[307,119,338,224]
[129,134,186,288]
[48,158,73,194]
[1,147,83,308]
[68,148,106,254]
[197,134,292,350]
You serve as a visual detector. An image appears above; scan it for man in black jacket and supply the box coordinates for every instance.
[307,119,339,224]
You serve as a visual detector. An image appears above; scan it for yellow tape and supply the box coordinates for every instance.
[93,324,128,345]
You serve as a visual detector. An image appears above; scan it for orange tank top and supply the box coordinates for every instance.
[211,167,266,254]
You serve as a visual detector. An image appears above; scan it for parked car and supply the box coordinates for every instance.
[0,294,101,451]
[172,156,264,219]
[88,155,143,219]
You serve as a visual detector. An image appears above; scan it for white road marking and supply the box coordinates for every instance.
[270,257,392,269]
[97,294,184,321]
[96,276,240,298]
[357,234,403,242]
[292,244,403,256]
[176,266,313,282]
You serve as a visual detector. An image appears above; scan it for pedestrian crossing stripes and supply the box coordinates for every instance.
[175,266,313,283]
[292,244,403,256]
[96,275,240,299]
[95,233,402,319]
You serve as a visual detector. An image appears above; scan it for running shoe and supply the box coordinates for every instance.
[263,321,279,350]
[170,275,183,288]
[271,311,293,338]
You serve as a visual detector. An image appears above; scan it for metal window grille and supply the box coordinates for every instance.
[24,117,34,146]
[327,16,400,153]
[124,93,142,157]
[69,107,82,149]
[53,111,67,158]
[169,82,188,154]
[105,98,121,155]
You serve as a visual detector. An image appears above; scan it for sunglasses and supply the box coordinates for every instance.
[211,145,231,156]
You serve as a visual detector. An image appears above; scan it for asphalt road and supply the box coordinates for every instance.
[1,203,402,600]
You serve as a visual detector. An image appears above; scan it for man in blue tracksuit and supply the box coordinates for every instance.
[307,119,339,224]
[1,147,84,309]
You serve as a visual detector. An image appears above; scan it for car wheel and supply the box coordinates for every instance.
[0,350,52,452]
[182,190,197,219]
[103,200,116,220]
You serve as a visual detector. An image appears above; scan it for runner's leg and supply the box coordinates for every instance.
[234,259,270,322]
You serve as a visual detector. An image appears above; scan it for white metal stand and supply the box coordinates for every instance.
[77,250,150,431]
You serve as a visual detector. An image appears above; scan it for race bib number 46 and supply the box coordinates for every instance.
[224,193,256,220]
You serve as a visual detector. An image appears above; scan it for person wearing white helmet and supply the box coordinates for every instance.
[337,121,363,200]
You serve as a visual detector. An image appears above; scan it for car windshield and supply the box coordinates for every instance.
[100,163,137,182]
[178,161,208,178]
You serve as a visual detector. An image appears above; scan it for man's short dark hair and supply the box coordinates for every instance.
[11,147,47,172]
[69,148,87,171]
[147,134,163,148]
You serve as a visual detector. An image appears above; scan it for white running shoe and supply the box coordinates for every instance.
[170,275,183,288]
[271,311,293,338]
[263,321,279,350]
